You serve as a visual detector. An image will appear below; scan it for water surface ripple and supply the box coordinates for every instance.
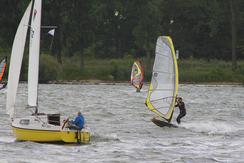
[0,84,243,163]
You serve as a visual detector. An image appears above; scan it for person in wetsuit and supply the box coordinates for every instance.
[175,97,186,124]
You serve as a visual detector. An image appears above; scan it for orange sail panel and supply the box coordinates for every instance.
[131,60,144,89]
[0,58,7,81]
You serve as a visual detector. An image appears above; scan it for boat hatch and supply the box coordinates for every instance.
[47,114,60,126]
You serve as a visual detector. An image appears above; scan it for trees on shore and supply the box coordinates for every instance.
[0,0,243,63]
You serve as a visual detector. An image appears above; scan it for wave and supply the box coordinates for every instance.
[180,121,242,135]
[91,133,121,143]
[0,136,15,143]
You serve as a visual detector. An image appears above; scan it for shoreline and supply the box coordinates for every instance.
[41,80,244,86]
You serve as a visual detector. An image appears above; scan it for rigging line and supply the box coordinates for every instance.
[154,106,171,110]
[27,106,46,125]
[41,26,58,28]
[150,108,169,121]
[155,51,171,58]
[149,97,173,108]
[153,70,175,75]
[150,96,175,101]
[34,115,46,125]
[156,42,170,49]
[149,96,177,103]
[25,25,58,29]
[152,104,174,116]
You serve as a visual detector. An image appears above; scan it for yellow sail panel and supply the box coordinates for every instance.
[145,83,166,118]
[145,36,178,122]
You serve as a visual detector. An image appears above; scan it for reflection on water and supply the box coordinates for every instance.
[0,84,243,162]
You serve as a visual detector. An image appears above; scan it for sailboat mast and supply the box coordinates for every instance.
[28,0,42,113]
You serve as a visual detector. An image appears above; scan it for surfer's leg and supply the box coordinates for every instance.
[176,114,181,124]
[176,112,186,124]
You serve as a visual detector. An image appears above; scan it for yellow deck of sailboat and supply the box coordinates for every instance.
[11,115,90,144]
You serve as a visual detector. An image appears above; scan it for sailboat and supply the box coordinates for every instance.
[6,0,90,143]
[145,36,179,127]
[131,60,144,92]
[0,57,7,90]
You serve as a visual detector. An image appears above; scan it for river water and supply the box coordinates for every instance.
[0,84,243,163]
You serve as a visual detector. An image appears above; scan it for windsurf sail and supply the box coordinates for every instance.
[131,60,144,90]
[0,57,7,81]
[145,36,179,122]
[6,1,33,118]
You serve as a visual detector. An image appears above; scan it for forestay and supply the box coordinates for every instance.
[145,36,178,122]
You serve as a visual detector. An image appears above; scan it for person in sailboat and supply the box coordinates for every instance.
[175,97,186,124]
[67,111,85,130]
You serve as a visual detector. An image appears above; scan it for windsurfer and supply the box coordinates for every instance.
[136,58,144,89]
[175,97,186,124]
[131,58,144,92]
[67,111,85,130]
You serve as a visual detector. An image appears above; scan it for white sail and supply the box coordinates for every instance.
[146,36,178,122]
[6,1,33,118]
[28,0,42,107]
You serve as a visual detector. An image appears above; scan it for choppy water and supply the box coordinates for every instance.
[0,84,243,163]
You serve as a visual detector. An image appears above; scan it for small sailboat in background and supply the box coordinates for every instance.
[0,57,7,90]
[145,36,179,127]
[7,0,90,143]
[131,59,144,92]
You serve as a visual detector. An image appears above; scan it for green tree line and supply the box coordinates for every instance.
[0,0,243,74]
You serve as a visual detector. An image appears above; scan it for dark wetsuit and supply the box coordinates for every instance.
[175,101,186,124]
